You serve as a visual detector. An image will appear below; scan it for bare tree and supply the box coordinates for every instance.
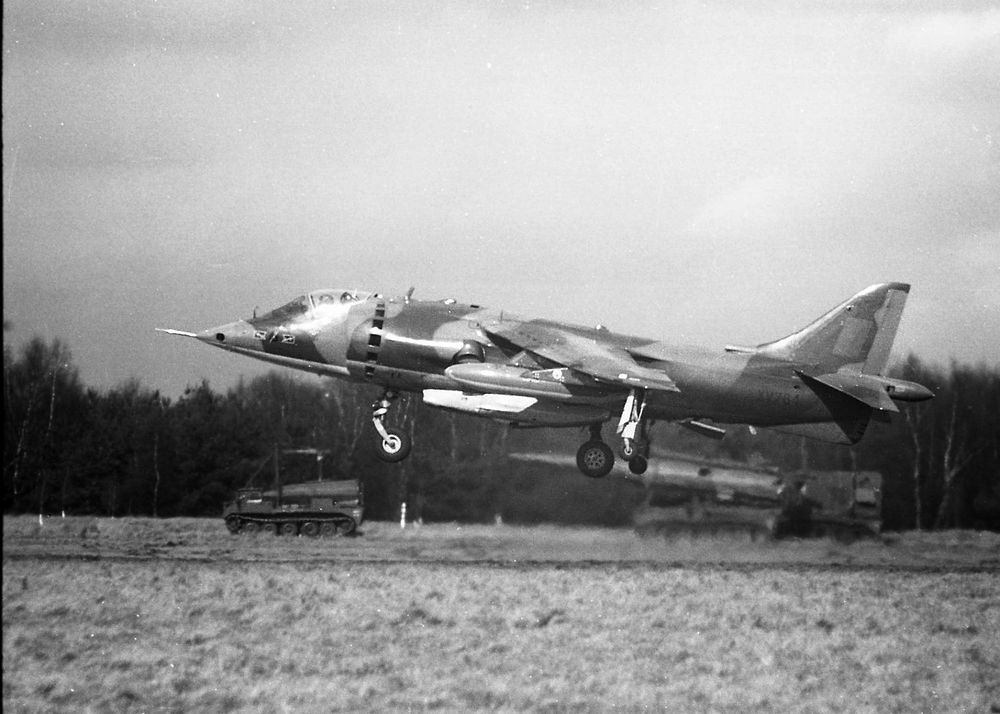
[933,399,975,529]
[902,406,928,530]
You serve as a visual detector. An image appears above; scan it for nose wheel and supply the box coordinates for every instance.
[372,391,412,463]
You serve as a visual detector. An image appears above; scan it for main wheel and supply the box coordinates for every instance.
[376,430,412,463]
[338,518,357,536]
[319,521,338,537]
[279,522,298,536]
[225,515,242,534]
[576,440,614,478]
[261,522,277,536]
[300,521,320,537]
[628,455,649,475]
[243,521,261,535]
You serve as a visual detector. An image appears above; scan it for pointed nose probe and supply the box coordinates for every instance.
[195,320,258,350]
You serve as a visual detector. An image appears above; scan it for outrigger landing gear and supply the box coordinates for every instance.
[372,390,412,463]
[618,389,651,475]
[576,423,615,478]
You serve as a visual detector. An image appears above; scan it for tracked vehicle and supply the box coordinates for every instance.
[224,479,364,537]
[632,454,882,541]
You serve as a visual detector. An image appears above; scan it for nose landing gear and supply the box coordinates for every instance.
[372,390,412,462]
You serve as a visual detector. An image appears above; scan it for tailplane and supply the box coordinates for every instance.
[754,282,910,375]
[751,283,932,445]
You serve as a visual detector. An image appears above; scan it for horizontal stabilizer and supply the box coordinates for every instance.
[796,370,898,413]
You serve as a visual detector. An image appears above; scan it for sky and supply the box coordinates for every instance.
[4,1,999,399]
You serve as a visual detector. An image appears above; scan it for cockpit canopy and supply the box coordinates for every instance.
[309,289,373,307]
[254,289,373,323]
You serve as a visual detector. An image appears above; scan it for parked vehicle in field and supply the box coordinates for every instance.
[632,454,882,541]
[224,478,364,537]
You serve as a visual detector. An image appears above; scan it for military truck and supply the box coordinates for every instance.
[224,479,364,537]
[631,454,882,541]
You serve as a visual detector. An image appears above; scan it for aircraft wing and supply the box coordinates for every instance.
[484,321,679,393]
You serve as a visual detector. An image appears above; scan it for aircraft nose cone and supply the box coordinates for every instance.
[196,320,257,350]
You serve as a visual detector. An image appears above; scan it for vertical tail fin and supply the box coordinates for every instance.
[755,283,910,375]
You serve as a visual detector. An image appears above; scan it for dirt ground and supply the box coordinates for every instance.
[4,517,999,712]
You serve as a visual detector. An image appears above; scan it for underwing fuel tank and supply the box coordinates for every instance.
[444,362,608,403]
[423,389,610,427]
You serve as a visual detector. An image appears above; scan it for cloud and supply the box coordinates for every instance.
[887,9,1000,103]
[889,9,1000,61]
[4,1,999,395]
[687,173,802,239]
[3,0,275,55]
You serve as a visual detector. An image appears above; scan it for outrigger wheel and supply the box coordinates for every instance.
[576,440,614,478]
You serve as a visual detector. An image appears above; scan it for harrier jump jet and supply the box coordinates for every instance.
[159,282,932,477]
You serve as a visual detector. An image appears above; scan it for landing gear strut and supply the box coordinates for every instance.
[372,390,412,462]
[618,389,650,475]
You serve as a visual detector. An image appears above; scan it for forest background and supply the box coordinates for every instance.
[4,333,998,531]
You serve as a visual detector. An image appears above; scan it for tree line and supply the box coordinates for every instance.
[4,334,998,530]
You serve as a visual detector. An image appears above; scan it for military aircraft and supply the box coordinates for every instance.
[158,282,933,477]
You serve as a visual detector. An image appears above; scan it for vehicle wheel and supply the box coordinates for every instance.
[280,522,298,536]
[576,440,614,478]
[260,522,277,536]
[319,521,337,537]
[376,430,412,463]
[300,521,319,537]
[338,518,357,536]
[225,515,242,534]
[628,455,649,475]
[243,521,260,535]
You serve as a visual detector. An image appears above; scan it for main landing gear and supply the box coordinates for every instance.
[575,389,652,478]
[576,423,615,478]
[371,390,412,462]
[618,389,651,475]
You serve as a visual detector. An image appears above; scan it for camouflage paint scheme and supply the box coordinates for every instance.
[162,283,933,477]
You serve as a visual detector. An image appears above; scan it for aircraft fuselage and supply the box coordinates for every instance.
[166,283,930,477]
[201,294,857,427]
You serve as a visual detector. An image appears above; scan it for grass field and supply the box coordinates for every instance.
[4,517,999,712]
